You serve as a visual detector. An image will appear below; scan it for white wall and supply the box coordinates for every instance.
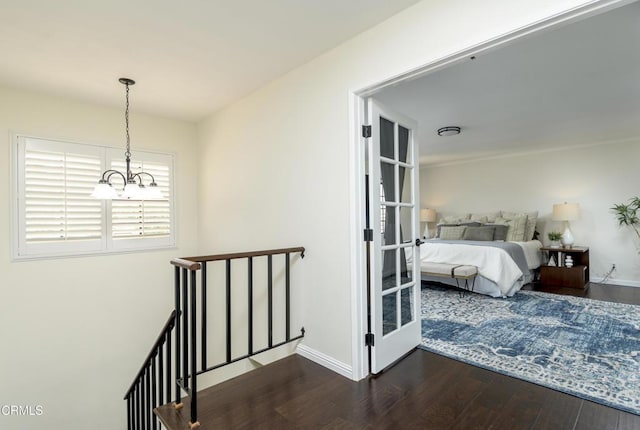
[0,85,199,430]
[196,0,605,375]
[420,139,640,285]
[0,1,619,427]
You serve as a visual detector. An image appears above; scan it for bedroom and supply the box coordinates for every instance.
[371,0,640,293]
[357,0,640,419]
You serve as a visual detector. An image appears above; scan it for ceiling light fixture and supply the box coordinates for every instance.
[437,126,461,136]
[91,78,163,200]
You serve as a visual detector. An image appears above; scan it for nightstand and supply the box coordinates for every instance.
[540,246,589,289]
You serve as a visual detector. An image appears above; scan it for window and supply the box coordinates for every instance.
[13,135,175,259]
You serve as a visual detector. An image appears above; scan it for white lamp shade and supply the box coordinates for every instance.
[121,183,143,199]
[141,185,164,200]
[552,203,580,221]
[91,183,118,199]
[421,208,437,222]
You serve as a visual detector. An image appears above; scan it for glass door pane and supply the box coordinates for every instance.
[368,98,420,373]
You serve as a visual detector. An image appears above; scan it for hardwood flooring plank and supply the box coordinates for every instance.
[450,405,497,430]
[618,411,640,430]
[320,416,372,430]
[487,380,547,430]
[419,366,487,429]
[575,400,619,430]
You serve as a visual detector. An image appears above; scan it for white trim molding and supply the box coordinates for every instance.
[296,344,353,380]
[347,91,369,382]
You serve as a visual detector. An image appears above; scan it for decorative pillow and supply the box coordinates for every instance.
[435,223,458,238]
[503,210,538,241]
[436,222,481,238]
[470,211,501,223]
[438,214,471,225]
[533,230,540,241]
[494,215,527,241]
[462,226,495,241]
[439,226,467,240]
[524,211,538,241]
[491,224,509,241]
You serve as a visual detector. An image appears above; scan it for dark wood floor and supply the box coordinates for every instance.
[522,281,640,305]
[157,282,640,430]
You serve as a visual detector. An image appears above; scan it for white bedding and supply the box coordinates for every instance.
[416,240,542,297]
[512,240,542,269]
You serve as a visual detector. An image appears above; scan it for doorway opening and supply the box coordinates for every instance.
[350,0,635,381]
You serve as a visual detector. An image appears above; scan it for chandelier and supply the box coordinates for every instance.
[91,78,163,200]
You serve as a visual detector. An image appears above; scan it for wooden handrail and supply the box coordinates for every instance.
[170,258,202,271]
[181,246,305,263]
[124,310,179,398]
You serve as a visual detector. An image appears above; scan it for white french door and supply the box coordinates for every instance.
[367,98,421,373]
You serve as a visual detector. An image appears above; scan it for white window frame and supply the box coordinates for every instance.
[12,134,176,260]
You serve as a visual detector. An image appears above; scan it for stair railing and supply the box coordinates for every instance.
[169,246,306,429]
[124,310,179,430]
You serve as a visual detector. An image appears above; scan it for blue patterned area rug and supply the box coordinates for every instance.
[420,285,640,415]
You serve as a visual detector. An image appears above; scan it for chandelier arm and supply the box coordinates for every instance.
[104,170,128,185]
[132,171,157,186]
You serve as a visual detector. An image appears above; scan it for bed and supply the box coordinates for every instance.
[418,239,542,297]
[403,210,543,297]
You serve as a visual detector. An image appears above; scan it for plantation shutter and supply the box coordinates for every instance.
[15,136,175,259]
[22,139,103,245]
[111,157,172,239]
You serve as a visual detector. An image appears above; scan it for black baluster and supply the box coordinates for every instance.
[248,257,253,355]
[182,268,188,389]
[190,268,199,426]
[286,252,291,341]
[174,267,181,406]
[158,339,164,407]
[226,259,232,363]
[268,255,273,348]
[145,366,150,430]
[127,394,132,430]
[142,374,147,430]
[136,385,141,430]
[166,329,172,403]
[151,355,157,430]
[201,262,207,371]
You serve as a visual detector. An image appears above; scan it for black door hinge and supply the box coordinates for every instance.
[365,333,375,347]
[362,125,372,138]
[363,229,373,242]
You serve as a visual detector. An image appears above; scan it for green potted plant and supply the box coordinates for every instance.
[548,231,562,248]
[612,197,640,240]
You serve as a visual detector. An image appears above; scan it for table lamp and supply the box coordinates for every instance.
[552,202,580,247]
[421,208,437,239]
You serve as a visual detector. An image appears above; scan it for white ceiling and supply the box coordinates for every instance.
[0,0,421,122]
[375,1,640,165]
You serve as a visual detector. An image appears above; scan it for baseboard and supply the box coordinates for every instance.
[592,277,640,288]
[296,344,353,379]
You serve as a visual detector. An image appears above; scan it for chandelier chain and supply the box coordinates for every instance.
[125,82,131,159]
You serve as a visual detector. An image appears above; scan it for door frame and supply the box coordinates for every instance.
[347,0,633,381]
